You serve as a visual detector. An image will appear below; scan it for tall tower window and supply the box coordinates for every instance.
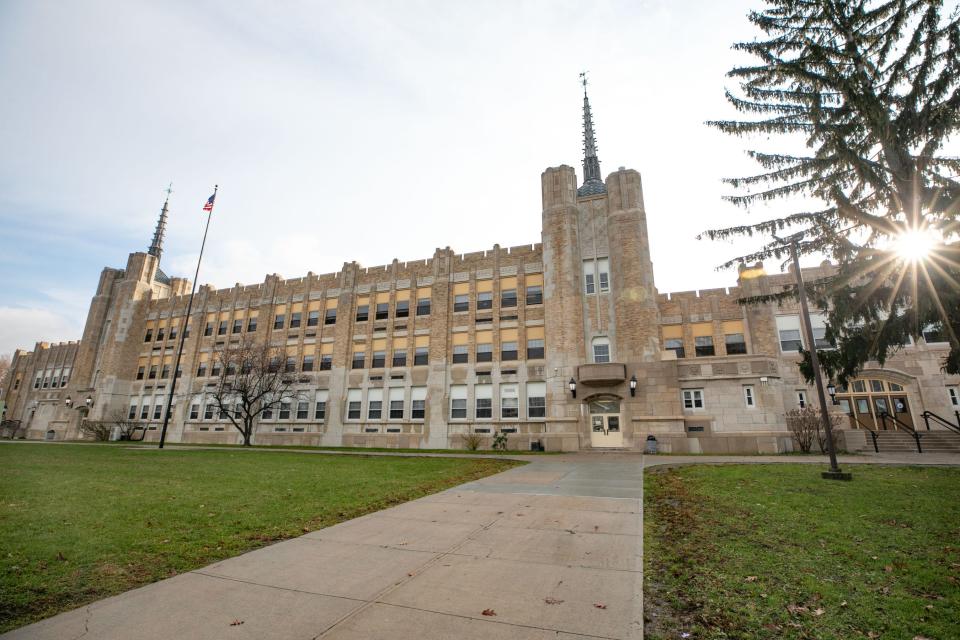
[583,261,595,295]
[597,258,610,292]
[592,337,611,363]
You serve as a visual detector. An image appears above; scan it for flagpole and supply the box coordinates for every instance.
[159,185,217,449]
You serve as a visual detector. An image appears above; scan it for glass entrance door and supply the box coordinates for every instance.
[589,399,623,448]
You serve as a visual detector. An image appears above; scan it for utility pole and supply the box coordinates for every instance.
[785,235,851,480]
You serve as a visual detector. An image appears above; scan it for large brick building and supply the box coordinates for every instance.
[3,88,958,452]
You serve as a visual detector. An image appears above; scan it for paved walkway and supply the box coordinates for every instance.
[5,449,960,640]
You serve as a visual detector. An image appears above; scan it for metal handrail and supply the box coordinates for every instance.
[851,415,880,453]
[879,411,922,453]
[921,410,960,435]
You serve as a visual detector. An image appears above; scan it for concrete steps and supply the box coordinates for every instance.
[871,430,960,453]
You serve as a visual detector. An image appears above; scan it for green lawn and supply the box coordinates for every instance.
[644,464,960,639]
[0,443,520,632]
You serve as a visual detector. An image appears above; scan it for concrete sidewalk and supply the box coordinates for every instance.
[4,457,645,640]
[6,450,959,640]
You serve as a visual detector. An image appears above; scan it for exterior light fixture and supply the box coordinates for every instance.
[85,396,93,408]
[629,375,638,397]
[568,378,577,399]
[826,383,837,405]
[64,396,72,407]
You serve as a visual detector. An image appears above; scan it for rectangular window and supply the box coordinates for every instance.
[129,405,138,420]
[527,381,546,418]
[156,327,165,341]
[368,389,383,419]
[315,401,326,420]
[416,298,431,316]
[526,338,545,359]
[274,314,285,330]
[320,354,332,370]
[414,347,428,366]
[302,355,314,372]
[324,308,337,325]
[682,389,704,410]
[389,388,404,419]
[449,344,466,363]
[262,400,273,420]
[450,385,467,419]
[583,261,595,295]
[218,320,227,335]
[597,258,610,293]
[148,365,158,380]
[395,300,409,318]
[665,338,685,358]
[356,305,369,322]
[948,386,958,407]
[297,401,309,420]
[525,275,543,305]
[289,312,302,328]
[593,340,610,363]
[137,366,145,380]
[454,294,469,312]
[411,386,426,420]
[375,303,389,320]
[247,316,258,332]
[144,329,153,342]
[284,357,296,373]
[393,351,407,367]
[500,383,519,418]
[196,362,207,377]
[725,333,747,355]
[372,351,386,368]
[160,364,171,379]
[476,383,493,419]
[776,315,803,352]
[743,386,755,408]
[142,404,151,420]
[476,343,493,362]
[477,291,493,310]
[810,313,833,349]
[307,310,319,326]
[923,323,947,344]
[232,319,242,334]
[501,289,517,308]
[501,341,518,361]
[279,402,291,420]
[189,404,199,420]
[153,404,163,420]
[33,374,41,389]
[204,322,213,337]
[797,391,807,408]
[694,336,714,357]
[169,325,178,340]
[352,351,365,369]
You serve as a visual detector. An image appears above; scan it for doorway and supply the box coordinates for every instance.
[589,398,623,448]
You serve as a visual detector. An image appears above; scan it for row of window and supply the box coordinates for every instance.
[446,383,546,420]
[32,368,72,390]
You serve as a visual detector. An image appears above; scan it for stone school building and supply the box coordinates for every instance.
[3,91,959,453]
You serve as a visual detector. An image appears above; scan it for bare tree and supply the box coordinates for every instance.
[0,353,11,392]
[106,409,140,440]
[785,407,843,454]
[201,336,301,446]
[80,420,113,441]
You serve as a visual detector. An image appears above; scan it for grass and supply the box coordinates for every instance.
[0,442,521,632]
[117,441,561,455]
[644,464,960,639]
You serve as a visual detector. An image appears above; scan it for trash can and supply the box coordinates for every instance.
[644,435,658,454]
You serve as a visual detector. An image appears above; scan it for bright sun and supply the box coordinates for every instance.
[894,228,937,263]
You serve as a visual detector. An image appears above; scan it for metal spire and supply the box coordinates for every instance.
[148,183,172,260]
[578,72,606,197]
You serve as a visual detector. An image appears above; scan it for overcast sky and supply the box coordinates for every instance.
[0,0,798,357]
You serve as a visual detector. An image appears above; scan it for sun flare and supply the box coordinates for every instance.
[894,228,937,263]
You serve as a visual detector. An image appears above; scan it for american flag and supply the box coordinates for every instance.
[202,190,216,212]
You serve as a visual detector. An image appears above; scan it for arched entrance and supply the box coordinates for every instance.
[588,396,623,448]
[834,375,915,430]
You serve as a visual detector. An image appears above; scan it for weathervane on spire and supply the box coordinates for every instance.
[577,72,606,197]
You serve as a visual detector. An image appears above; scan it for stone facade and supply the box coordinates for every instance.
[4,111,959,452]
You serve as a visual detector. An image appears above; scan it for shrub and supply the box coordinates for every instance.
[785,407,842,454]
[492,431,508,451]
[80,420,113,441]
[461,431,482,451]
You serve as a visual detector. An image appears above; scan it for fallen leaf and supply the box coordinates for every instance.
[813,608,825,617]
[786,604,808,615]
[745,576,758,582]
[594,603,607,610]
[544,597,564,605]
[56,552,67,562]
[482,609,496,617]
[884,565,894,572]
[229,620,244,626]
[840,601,848,607]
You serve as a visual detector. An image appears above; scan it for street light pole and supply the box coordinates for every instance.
[787,239,851,480]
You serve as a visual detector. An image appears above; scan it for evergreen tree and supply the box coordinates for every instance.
[705,0,960,380]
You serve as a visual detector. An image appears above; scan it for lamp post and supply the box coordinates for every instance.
[568,378,577,399]
[629,375,638,397]
[782,235,850,480]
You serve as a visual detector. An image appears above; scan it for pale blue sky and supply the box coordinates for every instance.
[0,0,784,356]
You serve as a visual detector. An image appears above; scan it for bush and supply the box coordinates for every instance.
[492,431,508,451]
[785,407,842,454]
[460,431,482,451]
[80,420,112,441]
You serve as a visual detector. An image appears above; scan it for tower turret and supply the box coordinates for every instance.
[577,73,606,197]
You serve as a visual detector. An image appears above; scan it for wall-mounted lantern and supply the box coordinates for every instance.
[629,375,638,397]
[568,378,577,399]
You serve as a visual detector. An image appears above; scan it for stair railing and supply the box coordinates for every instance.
[879,411,922,453]
[920,410,960,435]
[852,416,880,453]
